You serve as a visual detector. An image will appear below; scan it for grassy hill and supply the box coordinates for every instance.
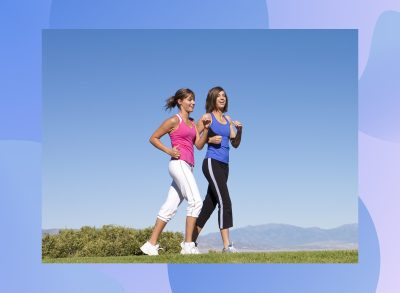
[43,250,357,264]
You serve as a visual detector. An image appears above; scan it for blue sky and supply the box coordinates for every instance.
[43,30,357,233]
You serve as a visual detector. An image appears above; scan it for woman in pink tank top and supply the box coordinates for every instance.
[140,88,211,256]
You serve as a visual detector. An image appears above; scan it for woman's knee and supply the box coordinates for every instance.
[158,206,178,222]
[217,197,232,211]
[188,200,203,217]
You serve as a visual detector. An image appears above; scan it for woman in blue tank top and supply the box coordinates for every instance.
[193,86,243,253]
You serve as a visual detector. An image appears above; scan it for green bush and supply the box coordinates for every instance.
[42,225,184,258]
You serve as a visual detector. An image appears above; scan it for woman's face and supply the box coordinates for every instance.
[215,91,226,111]
[179,94,195,113]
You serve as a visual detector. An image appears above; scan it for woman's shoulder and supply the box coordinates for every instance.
[166,114,180,126]
[224,114,232,123]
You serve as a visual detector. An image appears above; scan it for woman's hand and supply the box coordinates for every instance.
[201,114,211,129]
[209,135,222,144]
[168,146,180,159]
[226,116,242,148]
[232,120,242,131]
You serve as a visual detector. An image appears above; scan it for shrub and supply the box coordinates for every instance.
[42,225,183,258]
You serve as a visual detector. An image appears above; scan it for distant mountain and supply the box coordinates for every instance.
[197,223,358,252]
[42,229,60,235]
[42,228,79,235]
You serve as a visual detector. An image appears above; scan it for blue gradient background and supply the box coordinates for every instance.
[43,30,357,233]
[1,0,400,292]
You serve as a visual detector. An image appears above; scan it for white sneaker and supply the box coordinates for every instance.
[140,241,160,256]
[180,242,200,254]
[222,242,238,253]
[192,242,200,254]
[192,244,200,254]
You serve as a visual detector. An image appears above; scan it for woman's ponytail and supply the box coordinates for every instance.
[164,88,195,111]
[164,95,177,110]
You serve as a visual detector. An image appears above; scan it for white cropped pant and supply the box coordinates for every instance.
[157,160,203,222]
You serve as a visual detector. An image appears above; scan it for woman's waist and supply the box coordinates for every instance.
[170,157,195,168]
[205,147,229,158]
[207,143,230,150]
[171,142,194,152]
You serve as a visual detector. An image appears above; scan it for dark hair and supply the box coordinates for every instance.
[205,86,228,113]
[164,88,195,111]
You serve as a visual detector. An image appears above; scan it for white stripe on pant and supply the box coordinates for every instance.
[157,160,203,222]
[207,158,224,228]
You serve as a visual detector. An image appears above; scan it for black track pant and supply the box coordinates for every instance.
[197,158,233,229]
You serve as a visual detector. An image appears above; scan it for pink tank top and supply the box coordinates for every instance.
[169,114,196,166]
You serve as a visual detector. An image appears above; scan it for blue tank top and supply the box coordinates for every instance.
[205,113,230,164]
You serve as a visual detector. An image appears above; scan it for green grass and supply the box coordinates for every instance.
[43,250,358,264]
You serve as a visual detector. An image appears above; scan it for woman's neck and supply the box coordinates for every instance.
[212,110,223,118]
[179,110,190,121]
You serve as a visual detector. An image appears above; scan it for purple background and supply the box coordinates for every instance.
[1,0,399,292]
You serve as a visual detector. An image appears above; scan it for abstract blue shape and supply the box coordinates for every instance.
[168,198,379,293]
[0,0,51,141]
[49,0,268,28]
[359,11,400,142]
[0,141,123,293]
[97,265,172,293]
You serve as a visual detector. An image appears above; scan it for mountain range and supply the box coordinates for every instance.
[197,223,358,252]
